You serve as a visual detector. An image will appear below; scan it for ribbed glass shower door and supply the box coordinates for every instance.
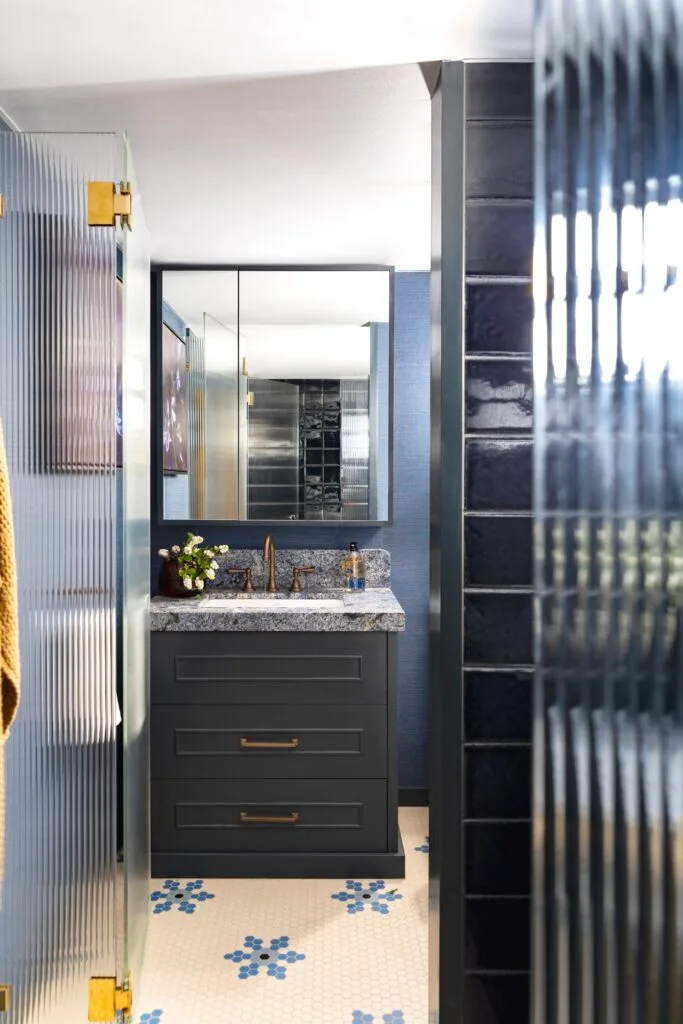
[0,131,149,1023]
[534,2,683,1021]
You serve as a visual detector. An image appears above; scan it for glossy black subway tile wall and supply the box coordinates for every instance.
[465,821,532,894]
[464,518,532,587]
[465,283,534,355]
[460,61,534,1021]
[465,360,533,433]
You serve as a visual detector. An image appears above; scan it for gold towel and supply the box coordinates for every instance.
[0,416,20,890]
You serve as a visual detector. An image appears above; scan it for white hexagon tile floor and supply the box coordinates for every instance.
[133,807,429,1024]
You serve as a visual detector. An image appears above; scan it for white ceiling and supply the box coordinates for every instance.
[0,0,532,92]
[0,0,532,268]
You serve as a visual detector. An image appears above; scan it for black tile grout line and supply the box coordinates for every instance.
[465,197,534,206]
[464,969,532,977]
[466,436,533,445]
[465,894,532,900]
[465,275,532,284]
[463,665,534,673]
[463,817,532,825]
[464,741,533,749]
[464,510,533,518]
[465,353,533,362]
[464,589,532,598]
[465,117,534,126]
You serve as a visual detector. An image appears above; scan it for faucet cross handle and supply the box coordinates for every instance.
[290,566,315,593]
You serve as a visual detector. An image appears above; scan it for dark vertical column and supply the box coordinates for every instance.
[430,60,534,1023]
[430,59,466,1023]
[462,61,534,1024]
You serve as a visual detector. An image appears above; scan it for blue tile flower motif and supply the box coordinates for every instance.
[352,1013,405,1023]
[331,880,402,915]
[415,836,430,854]
[150,879,215,914]
[116,1010,163,1023]
[224,936,305,980]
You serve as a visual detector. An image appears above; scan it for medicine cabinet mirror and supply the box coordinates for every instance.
[155,265,392,523]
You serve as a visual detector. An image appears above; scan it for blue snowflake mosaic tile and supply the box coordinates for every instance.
[150,879,215,914]
[224,935,305,980]
[331,880,403,915]
[352,1012,405,1023]
[414,836,430,854]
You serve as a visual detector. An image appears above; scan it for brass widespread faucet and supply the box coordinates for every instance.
[263,534,278,592]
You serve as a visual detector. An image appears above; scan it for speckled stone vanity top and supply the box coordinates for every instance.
[149,588,405,633]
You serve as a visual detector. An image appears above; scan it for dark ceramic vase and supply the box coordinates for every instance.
[158,558,194,598]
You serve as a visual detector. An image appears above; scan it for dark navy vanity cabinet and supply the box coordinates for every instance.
[150,631,403,878]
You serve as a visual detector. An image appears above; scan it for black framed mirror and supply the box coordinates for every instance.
[152,264,393,525]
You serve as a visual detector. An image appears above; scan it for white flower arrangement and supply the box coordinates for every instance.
[158,533,229,593]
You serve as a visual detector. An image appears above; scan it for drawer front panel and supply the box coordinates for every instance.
[151,705,387,779]
[152,779,388,853]
[151,632,387,705]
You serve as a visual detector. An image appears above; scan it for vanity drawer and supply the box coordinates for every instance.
[151,704,387,779]
[151,779,388,853]
[151,632,387,705]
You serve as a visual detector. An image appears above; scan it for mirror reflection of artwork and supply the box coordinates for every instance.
[162,325,188,473]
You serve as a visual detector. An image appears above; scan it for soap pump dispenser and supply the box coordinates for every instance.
[342,542,366,592]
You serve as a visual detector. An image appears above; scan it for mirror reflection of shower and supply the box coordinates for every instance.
[160,267,391,522]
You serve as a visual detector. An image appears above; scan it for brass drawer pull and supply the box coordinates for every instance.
[239,811,299,825]
[240,738,299,750]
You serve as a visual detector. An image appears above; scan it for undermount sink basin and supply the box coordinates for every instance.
[203,597,344,611]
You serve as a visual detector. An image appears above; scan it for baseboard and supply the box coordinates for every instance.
[153,835,405,880]
[399,787,429,807]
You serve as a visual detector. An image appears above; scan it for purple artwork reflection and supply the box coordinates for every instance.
[162,325,188,473]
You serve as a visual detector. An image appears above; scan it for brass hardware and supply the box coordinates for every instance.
[0,194,4,219]
[227,566,254,592]
[185,361,191,372]
[240,811,299,824]
[240,737,300,750]
[87,181,132,229]
[0,986,10,1013]
[290,566,315,593]
[246,391,255,406]
[88,977,132,1022]
[263,535,278,592]
[241,357,249,376]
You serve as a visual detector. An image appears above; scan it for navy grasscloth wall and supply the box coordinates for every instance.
[151,271,431,791]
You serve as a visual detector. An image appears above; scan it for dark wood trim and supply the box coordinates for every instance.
[399,787,429,806]
[387,633,399,849]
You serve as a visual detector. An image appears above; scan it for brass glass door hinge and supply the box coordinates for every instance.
[0,985,10,1013]
[87,181,132,229]
[0,194,5,218]
[246,391,255,406]
[88,977,132,1022]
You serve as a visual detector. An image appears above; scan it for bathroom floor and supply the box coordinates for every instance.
[134,807,429,1024]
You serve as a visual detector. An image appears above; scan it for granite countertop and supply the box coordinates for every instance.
[149,588,405,633]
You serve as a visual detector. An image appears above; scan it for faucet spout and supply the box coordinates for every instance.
[263,534,277,593]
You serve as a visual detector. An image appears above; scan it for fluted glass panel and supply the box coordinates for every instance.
[0,132,121,1022]
[120,138,151,993]
[534,3,683,1023]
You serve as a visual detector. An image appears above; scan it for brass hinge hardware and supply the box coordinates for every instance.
[0,194,4,218]
[241,356,249,376]
[0,985,10,1013]
[246,391,255,406]
[88,977,132,1022]
[87,181,132,229]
